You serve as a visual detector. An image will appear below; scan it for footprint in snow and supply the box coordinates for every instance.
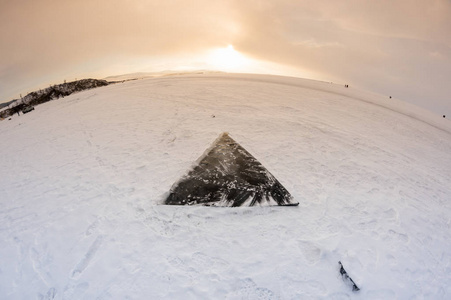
[298,241,321,265]
[38,287,57,300]
[71,235,104,279]
[226,278,276,300]
[386,229,409,243]
[63,282,89,300]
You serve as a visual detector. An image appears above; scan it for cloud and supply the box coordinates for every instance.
[1,0,236,63]
[229,0,451,114]
[0,0,240,98]
[1,0,450,115]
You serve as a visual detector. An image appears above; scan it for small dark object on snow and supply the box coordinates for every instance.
[339,261,360,292]
[22,105,35,114]
[389,96,392,99]
[165,132,297,207]
[212,115,215,118]
[444,115,446,118]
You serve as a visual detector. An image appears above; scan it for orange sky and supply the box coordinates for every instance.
[1,0,450,115]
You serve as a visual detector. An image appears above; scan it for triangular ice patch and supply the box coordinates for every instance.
[165,133,298,207]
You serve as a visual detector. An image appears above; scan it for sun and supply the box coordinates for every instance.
[207,45,249,71]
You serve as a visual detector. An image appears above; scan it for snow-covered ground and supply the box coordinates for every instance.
[1,73,450,299]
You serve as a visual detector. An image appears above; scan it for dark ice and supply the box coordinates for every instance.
[165,133,298,207]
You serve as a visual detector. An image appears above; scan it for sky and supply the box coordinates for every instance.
[1,0,450,115]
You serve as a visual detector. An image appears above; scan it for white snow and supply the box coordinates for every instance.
[1,73,450,299]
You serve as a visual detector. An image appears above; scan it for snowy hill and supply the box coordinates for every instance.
[103,70,225,82]
[1,73,450,299]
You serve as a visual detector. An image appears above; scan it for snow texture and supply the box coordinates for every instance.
[1,73,451,299]
[165,132,297,207]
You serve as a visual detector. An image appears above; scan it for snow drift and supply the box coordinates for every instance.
[1,73,450,299]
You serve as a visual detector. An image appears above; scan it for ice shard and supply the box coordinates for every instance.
[165,133,298,207]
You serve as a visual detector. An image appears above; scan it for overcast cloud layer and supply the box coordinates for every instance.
[1,0,450,115]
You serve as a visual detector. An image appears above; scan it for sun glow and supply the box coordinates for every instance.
[207,45,249,71]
